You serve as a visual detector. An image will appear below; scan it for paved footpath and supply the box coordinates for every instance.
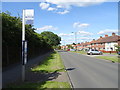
[2,52,52,88]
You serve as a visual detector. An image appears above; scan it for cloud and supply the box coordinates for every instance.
[73,22,90,28]
[45,0,108,9]
[57,10,70,14]
[58,33,74,36]
[37,25,58,31]
[59,30,93,37]
[39,0,110,14]
[39,2,50,9]
[97,29,118,35]
[57,5,64,8]
[79,37,92,40]
[48,7,57,11]
[78,30,93,36]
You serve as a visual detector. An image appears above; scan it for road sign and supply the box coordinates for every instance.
[22,40,27,65]
[24,9,34,25]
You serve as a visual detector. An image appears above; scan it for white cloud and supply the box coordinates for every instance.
[39,0,110,14]
[57,5,64,8]
[97,29,118,35]
[45,0,108,9]
[73,22,90,28]
[48,7,57,11]
[79,37,92,40]
[39,2,50,9]
[57,10,70,14]
[78,30,93,36]
[2,0,119,2]
[58,33,74,36]
[37,25,58,31]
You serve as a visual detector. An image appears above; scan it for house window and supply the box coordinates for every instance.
[107,42,110,45]
[111,47,113,51]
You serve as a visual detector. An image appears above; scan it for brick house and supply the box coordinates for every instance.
[97,33,119,52]
[61,45,68,50]
[61,33,119,52]
[86,33,119,52]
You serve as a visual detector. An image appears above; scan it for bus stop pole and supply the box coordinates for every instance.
[22,9,25,82]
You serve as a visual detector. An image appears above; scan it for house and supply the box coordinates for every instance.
[98,33,119,52]
[87,32,119,53]
[61,32,119,53]
[61,45,68,50]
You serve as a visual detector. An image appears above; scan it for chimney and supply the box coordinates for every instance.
[105,34,108,37]
[100,36,102,38]
[112,32,116,36]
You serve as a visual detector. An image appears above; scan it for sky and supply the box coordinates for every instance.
[2,1,118,45]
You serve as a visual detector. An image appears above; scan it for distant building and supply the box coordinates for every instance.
[61,32,120,53]
[89,33,119,52]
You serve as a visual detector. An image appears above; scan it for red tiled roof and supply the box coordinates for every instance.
[90,35,120,44]
[90,40,97,44]
[98,35,119,43]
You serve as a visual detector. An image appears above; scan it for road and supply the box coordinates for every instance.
[58,50,118,88]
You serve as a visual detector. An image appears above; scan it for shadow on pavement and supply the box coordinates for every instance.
[25,70,62,83]
[65,68,75,71]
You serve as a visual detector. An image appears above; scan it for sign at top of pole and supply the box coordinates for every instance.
[24,9,34,25]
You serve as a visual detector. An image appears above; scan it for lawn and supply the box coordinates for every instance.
[70,51,87,55]
[7,51,71,89]
[103,53,118,55]
[31,51,65,73]
[95,56,119,63]
[8,81,71,89]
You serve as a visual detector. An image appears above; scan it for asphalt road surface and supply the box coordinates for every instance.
[58,50,118,88]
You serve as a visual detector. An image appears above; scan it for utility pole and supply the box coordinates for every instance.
[72,32,77,51]
[75,32,77,51]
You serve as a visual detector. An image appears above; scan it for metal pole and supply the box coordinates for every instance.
[75,32,77,51]
[22,9,25,82]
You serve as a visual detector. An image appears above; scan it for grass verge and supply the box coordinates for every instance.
[7,51,71,89]
[103,53,118,55]
[70,51,87,55]
[8,81,71,89]
[95,56,119,63]
[31,51,65,73]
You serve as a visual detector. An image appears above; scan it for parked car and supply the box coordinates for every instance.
[87,49,103,55]
[70,49,76,51]
[117,51,120,55]
[67,49,70,51]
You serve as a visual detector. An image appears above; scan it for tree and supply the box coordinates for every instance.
[41,31,61,47]
[2,11,59,66]
[72,43,76,45]
[114,45,120,52]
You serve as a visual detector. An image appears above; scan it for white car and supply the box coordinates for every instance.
[87,49,103,55]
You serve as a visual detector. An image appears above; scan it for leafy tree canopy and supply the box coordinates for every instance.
[41,31,61,46]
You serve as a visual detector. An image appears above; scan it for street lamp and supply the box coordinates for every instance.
[72,32,77,51]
